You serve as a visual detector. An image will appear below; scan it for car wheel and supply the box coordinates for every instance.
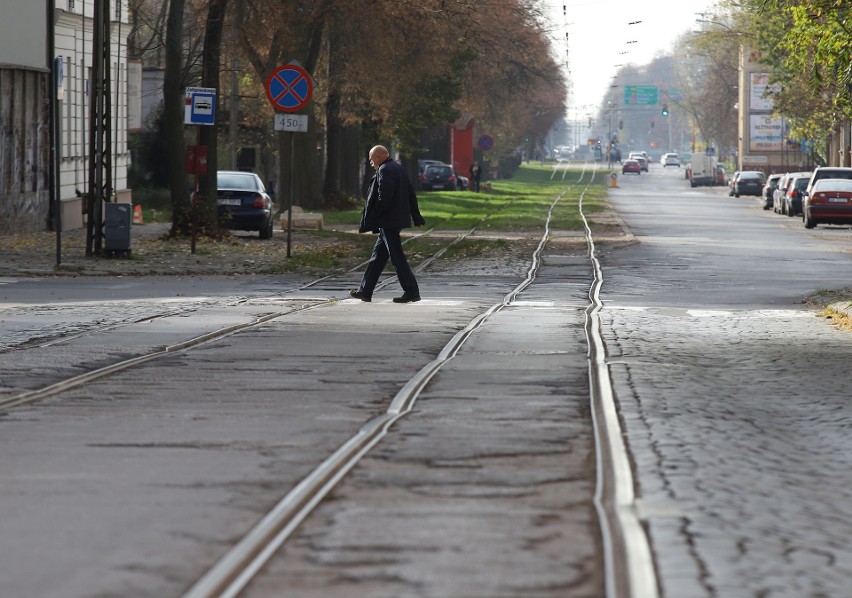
[803,209,817,229]
[786,202,795,217]
[259,217,273,239]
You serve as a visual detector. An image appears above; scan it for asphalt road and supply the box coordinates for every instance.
[603,164,852,597]
[1,164,851,597]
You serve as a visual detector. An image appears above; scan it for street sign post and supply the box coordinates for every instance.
[184,86,217,255]
[265,64,313,113]
[184,87,217,125]
[273,113,309,132]
[624,85,659,106]
[265,64,314,257]
[478,135,494,151]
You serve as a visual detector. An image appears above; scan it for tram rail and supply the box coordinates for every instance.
[2,163,658,598]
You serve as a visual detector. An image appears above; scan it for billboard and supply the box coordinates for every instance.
[0,3,47,71]
[749,115,784,152]
[750,73,778,112]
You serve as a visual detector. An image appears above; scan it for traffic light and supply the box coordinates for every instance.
[661,103,669,117]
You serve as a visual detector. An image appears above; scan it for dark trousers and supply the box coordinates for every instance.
[359,228,419,296]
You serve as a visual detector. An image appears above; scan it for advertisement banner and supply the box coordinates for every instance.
[750,73,778,112]
[749,115,784,152]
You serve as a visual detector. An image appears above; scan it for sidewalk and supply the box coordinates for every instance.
[0,223,360,278]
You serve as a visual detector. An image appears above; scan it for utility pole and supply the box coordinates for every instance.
[85,0,113,256]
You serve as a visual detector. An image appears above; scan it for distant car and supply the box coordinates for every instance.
[630,150,651,164]
[420,164,457,191]
[803,178,852,228]
[734,171,765,197]
[762,174,782,210]
[216,171,274,239]
[782,173,811,216]
[455,173,470,191]
[728,171,740,196]
[714,165,727,186]
[553,145,573,162]
[774,172,809,214]
[634,156,649,172]
[418,159,444,177]
[663,153,681,167]
[622,159,642,175]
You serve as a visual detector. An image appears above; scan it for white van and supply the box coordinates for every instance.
[689,154,716,187]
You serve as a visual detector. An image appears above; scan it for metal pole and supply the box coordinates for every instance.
[191,127,200,254]
[287,132,294,258]
[48,0,61,265]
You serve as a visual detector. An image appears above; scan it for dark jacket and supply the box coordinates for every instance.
[359,158,425,233]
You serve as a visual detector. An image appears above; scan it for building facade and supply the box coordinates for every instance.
[0,0,134,234]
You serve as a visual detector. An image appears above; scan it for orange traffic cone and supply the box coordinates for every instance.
[132,204,144,225]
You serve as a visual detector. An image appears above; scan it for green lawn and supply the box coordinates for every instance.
[324,164,608,233]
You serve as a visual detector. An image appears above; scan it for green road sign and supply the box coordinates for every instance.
[624,85,659,106]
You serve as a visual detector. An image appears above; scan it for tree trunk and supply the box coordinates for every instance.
[164,0,188,234]
[197,0,228,234]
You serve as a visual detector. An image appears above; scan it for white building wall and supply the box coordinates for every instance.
[54,0,132,230]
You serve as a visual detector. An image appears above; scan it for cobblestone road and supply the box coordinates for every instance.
[604,168,852,597]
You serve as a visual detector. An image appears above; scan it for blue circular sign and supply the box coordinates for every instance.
[478,135,494,151]
[265,64,313,113]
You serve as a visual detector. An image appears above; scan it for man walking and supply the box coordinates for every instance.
[349,145,425,303]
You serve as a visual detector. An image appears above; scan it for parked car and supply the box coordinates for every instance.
[733,170,766,197]
[455,172,470,191]
[663,153,681,167]
[216,170,274,239]
[622,159,642,175]
[762,174,782,210]
[804,166,852,198]
[715,165,727,186]
[773,173,794,213]
[773,172,809,214]
[803,178,852,228]
[420,164,457,191]
[781,173,811,217]
[728,171,740,196]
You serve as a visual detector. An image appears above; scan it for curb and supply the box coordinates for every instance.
[827,301,852,318]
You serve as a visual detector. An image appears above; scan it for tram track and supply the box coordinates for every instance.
[0,176,556,410]
[180,162,656,598]
[2,163,659,598]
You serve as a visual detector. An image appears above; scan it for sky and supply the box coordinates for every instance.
[546,0,719,118]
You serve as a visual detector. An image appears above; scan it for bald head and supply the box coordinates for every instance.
[368,145,389,169]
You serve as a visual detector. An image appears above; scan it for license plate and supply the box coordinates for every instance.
[217,198,242,206]
[828,197,848,203]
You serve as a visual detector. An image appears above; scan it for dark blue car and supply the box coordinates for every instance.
[216,171,274,239]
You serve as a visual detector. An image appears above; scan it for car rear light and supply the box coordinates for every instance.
[791,190,799,199]
[252,193,266,208]
[419,175,426,181]
[449,174,456,182]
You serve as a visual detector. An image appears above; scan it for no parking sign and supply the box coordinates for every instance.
[478,135,494,151]
[265,64,313,113]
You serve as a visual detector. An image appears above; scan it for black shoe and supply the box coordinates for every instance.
[349,289,372,302]
[393,292,421,303]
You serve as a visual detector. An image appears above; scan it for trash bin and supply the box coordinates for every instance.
[104,203,131,255]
